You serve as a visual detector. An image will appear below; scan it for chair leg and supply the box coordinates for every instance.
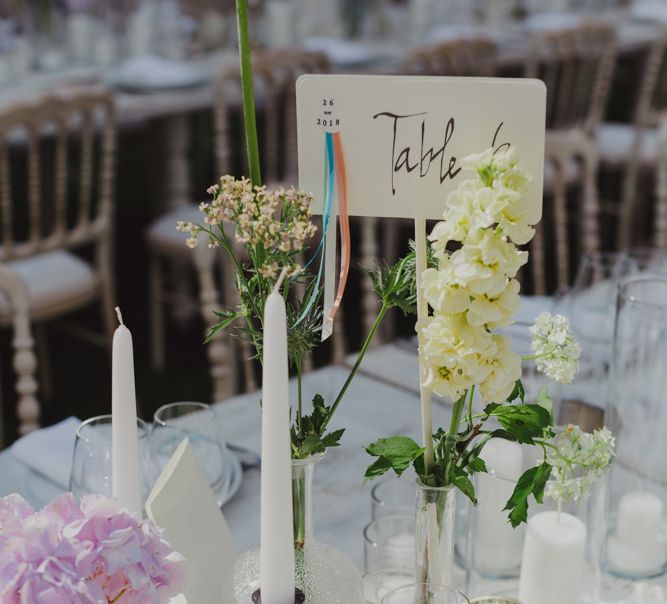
[149,253,166,371]
[0,267,40,434]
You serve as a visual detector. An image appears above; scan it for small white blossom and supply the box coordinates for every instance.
[530,311,581,384]
[545,425,615,503]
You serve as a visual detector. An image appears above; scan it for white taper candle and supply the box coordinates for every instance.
[111,307,142,515]
[260,269,296,604]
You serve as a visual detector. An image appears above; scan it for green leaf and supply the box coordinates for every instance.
[453,466,477,504]
[467,456,487,475]
[364,456,395,480]
[298,433,325,456]
[506,380,526,403]
[205,309,242,342]
[504,462,553,527]
[365,436,424,481]
[486,404,552,444]
[366,436,423,461]
[321,428,345,448]
[532,462,552,504]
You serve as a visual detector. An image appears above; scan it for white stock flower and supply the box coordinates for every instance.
[421,266,470,314]
[467,279,521,329]
[530,312,581,384]
[418,314,496,401]
[450,230,528,297]
[479,334,522,403]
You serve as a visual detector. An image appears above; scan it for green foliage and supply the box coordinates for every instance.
[291,394,345,459]
[504,462,553,527]
[364,378,560,525]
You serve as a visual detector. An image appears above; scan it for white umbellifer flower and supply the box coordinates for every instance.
[530,311,581,384]
[544,425,615,503]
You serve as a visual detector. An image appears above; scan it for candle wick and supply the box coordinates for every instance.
[115,307,124,326]
[272,267,290,296]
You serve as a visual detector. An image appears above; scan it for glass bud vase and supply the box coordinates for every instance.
[233,453,362,603]
[415,482,457,600]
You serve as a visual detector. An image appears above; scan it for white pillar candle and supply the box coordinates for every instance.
[260,269,296,604]
[266,1,294,48]
[518,511,587,604]
[473,439,525,572]
[111,308,142,515]
[607,491,667,575]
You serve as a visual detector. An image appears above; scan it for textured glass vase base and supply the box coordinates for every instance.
[469,598,522,604]
[233,544,362,604]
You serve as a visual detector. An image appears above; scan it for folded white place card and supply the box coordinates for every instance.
[146,439,238,604]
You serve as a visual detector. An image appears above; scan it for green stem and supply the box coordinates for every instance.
[320,303,388,432]
[235,0,261,187]
[443,392,467,484]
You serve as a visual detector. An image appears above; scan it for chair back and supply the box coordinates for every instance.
[401,37,498,76]
[525,23,616,133]
[0,88,115,262]
[528,131,600,295]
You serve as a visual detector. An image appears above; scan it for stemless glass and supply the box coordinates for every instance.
[152,402,227,506]
[359,569,413,604]
[381,583,470,604]
[371,477,415,519]
[70,415,155,505]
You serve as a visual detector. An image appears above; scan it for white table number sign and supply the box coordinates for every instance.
[296,74,546,339]
[296,75,546,221]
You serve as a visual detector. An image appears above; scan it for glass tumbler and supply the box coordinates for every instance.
[152,402,228,506]
[364,514,416,573]
[372,477,415,519]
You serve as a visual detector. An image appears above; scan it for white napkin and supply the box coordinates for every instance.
[9,416,81,489]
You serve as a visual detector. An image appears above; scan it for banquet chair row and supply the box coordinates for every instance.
[0,89,116,437]
[597,27,667,250]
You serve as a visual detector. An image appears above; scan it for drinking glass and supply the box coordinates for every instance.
[70,415,156,505]
[617,248,667,279]
[605,277,667,587]
[381,583,470,604]
[558,251,624,417]
[364,514,415,573]
[152,402,228,506]
[371,477,415,520]
[359,569,413,604]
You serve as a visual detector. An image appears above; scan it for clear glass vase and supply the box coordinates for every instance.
[604,277,667,597]
[415,482,457,599]
[233,453,362,603]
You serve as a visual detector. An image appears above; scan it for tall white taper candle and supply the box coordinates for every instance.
[260,268,296,604]
[111,307,142,515]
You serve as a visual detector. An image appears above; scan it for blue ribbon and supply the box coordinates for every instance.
[296,132,335,325]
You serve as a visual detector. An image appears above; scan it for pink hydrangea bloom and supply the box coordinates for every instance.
[0,494,185,604]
